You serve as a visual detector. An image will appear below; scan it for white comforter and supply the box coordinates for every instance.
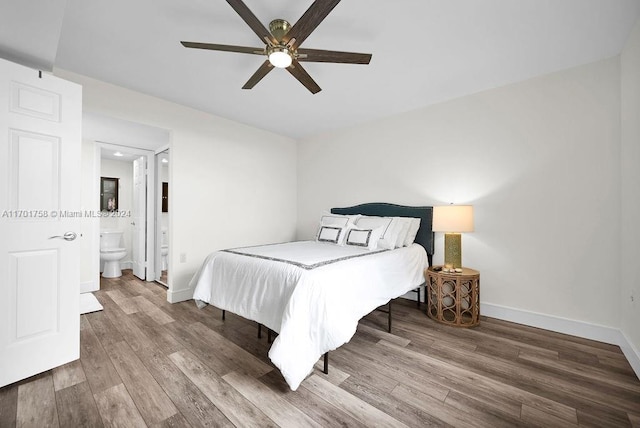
[189,241,428,390]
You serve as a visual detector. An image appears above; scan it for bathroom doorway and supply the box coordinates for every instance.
[155,150,169,286]
[99,145,154,281]
[84,112,170,287]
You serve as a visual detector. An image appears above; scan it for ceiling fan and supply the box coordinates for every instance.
[180,0,372,94]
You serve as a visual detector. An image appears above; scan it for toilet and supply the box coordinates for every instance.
[161,228,168,271]
[100,230,127,278]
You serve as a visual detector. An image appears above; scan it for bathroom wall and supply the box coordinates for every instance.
[100,158,133,271]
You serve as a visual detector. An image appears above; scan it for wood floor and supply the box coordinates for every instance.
[1,271,639,427]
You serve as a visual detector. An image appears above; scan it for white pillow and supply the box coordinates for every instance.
[316,226,344,244]
[354,216,395,249]
[316,213,359,245]
[344,226,384,250]
[393,217,411,248]
[403,217,421,246]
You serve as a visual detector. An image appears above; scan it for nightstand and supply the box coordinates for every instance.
[425,266,480,327]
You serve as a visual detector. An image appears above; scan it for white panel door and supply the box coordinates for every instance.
[0,58,82,387]
[132,156,146,280]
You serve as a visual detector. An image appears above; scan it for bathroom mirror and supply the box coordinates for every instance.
[100,177,119,211]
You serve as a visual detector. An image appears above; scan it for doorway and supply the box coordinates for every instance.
[155,150,169,286]
[98,145,154,281]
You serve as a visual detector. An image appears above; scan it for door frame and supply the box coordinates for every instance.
[97,142,156,281]
[154,145,170,287]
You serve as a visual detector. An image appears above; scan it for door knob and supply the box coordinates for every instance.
[48,231,77,241]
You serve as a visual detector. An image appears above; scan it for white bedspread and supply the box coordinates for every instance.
[189,241,428,390]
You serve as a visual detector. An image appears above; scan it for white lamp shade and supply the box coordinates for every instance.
[433,205,474,233]
[268,49,293,68]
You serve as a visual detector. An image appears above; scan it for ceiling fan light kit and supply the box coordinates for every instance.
[268,46,293,68]
[180,0,372,94]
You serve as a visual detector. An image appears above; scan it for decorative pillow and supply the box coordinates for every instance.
[319,213,359,228]
[315,213,360,245]
[393,217,411,248]
[403,217,421,246]
[345,226,384,250]
[354,216,395,249]
[316,226,344,244]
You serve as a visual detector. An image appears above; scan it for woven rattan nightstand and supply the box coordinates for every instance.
[425,266,480,327]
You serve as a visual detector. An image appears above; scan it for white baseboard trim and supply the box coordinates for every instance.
[80,280,98,293]
[167,287,193,303]
[482,302,640,380]
[481,303,621,345]
[619,331,640,380]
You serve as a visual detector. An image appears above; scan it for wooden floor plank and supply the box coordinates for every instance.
[137,346,234,428]
[130,313,184,355]
[16,374,58,428]
[169,349,277,428]
[79,320,122,394]
[189,322,273,378]
[339,374,449,428]
[379,339,573,422]
[303,374,409,427]
[52,359,86,392]
[0,383,18,427]
[259,370,368,428]
[105,289,140,315]
[521,403,578,427]
[164,321,238,376]
[85,310,124,349]
[223,370,322,428]
[55,381,103,427]
[106,340,178,425]
[94,383,147,428]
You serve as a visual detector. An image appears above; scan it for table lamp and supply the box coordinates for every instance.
[433,205,474,268]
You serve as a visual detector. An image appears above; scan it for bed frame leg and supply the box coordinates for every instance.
[323,352,329,374]
[388,300,392,333]
[416,287,421,308]
[268,328,272,344]
[222,310,225,321]
[258,323,262,339]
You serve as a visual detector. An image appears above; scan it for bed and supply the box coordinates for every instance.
[189,203,434,391]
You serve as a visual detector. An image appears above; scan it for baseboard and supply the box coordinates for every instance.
[120,261,133,270]
[619,331,640,380]
[482,302,640,380]
[80,280,98,293]
[482,302,621,345]
[167,287,193,303]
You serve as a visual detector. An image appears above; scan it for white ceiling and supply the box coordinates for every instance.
[3,0,640,139]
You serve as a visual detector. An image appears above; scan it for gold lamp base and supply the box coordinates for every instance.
[444,233,462,268]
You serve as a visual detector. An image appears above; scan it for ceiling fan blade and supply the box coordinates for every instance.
[226,0,277,46]
[282,0,341,49]
[297,48,371,64]
[287,60,321,94]
[242,60,274,89]
[181,42,264,55]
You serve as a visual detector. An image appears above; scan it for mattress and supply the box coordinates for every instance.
[189,240,428,390]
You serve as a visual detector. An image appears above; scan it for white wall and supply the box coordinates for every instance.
[80,139,99,291]
[298,57,621,331]
[99,158,134,270]
[57,69,298,302]
[621,18,640,370]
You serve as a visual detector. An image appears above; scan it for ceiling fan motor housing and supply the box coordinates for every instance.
[269,19,291,42]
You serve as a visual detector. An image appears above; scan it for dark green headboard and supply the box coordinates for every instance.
[331,203,434,266]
